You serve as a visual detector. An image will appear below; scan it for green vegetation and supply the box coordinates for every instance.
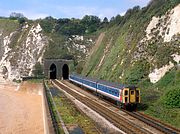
[40,15,102,61]
[45,84,64,133]
[164,88,180,108]
[146,0,180,17]
[32,62,43,77]
[124,60,150,85]
[82,0,180,83]
[9,12,27,25]
[39,16,56,33]
[43,34,71,59]
[26,79,43,83]
[46,82,99,133]
[139,68,180,128]
[0,0,179,129]
[0,19,19,36]
[40,15,102,36]
[12,79,21,83]
[53,95,99,133]
[81,0,180,128]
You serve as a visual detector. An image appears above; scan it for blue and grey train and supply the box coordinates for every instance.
[69,74,140,110]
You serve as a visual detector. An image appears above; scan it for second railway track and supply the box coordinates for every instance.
[128,112,180,134]
[62,80,180,134]
[52,79,157,134]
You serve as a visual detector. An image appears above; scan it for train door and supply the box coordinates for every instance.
[136,89,140,103]
[123,88,129,103]
[130,90,136,103]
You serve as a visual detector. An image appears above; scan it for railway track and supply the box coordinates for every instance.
[62,80,180,134]
[63,80,180,134]
[128,112,180,134]
[53,79,155,134]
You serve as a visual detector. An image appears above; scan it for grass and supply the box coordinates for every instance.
[46,82,99,133]
[139,68,180,128]
[45,84,64,133]
[82,34,107,76]
[27,78,43,83]
[0,19,19,36]
[80,2,180,128]
[53,92,99,134]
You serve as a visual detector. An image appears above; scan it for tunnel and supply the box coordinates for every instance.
[50,63,57,79]
[2,66,8,79]
[62,64,69,80]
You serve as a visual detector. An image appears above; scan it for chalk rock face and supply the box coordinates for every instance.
[0,23,48,81]
[145,4,180,42]
[148,54,180,83]
[146,5,180,83]
[134,4,180,83]
[148,62,174,83]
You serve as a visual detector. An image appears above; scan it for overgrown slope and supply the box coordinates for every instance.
[0,0,179,128]
[0,19,48,80]
[82,0,180,127]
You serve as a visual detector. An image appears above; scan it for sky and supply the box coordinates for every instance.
[0,0,151,20]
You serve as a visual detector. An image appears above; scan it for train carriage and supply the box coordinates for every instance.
[69,74,140,111]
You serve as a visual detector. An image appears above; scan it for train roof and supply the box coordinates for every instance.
[70,74,97,82]
[98,79,126,89]
[70,74,131,89]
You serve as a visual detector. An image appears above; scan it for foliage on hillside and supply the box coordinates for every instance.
[32,62,43,77]
[140,68,180,127]
[81,0,180,127]
[40,15,102,35]
[82,0,180,83]
[0,19,19,36]
[0,0,179,127]
[39,15,102,61]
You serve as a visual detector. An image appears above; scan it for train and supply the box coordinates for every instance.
[69,74,140,111]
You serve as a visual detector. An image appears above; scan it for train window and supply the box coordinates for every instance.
[125,97,128,103]
[125,90,128,96]
[136,90,139,96]
[136,97,139,102]
[131,90,134,95]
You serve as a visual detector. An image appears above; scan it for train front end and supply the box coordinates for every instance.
[122,87,140,111]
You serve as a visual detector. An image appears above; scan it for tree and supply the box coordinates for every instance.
[110,16,115,22]
[9,12,27,25]
[40,16,57,33]
[81,15,101,33]
[10,12,24,19]
[32,62,43,77]
[18,17,26,24]
[103,17,108,23]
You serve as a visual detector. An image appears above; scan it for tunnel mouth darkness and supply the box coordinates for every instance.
[50,63,57,79]
[62,64,69,80]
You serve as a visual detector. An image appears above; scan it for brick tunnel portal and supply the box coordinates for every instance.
[62,64,69,80]
[44,59,72,80]
[50,63,57,79]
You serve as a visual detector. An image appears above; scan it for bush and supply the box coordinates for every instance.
[32,62,43,77]
[125,60,150,85]
[40,16,57,33]
[164,88,180,108]
[18,17,26,24]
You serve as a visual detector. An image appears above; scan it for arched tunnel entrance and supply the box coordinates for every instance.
[1,66,8,79]
[62,64,69,80]
[50,63,57,79]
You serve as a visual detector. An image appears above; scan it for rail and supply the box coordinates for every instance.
[53,79,153,134]
[128,111,180,134]
[60,80,180,134]
[43,80,58,134]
